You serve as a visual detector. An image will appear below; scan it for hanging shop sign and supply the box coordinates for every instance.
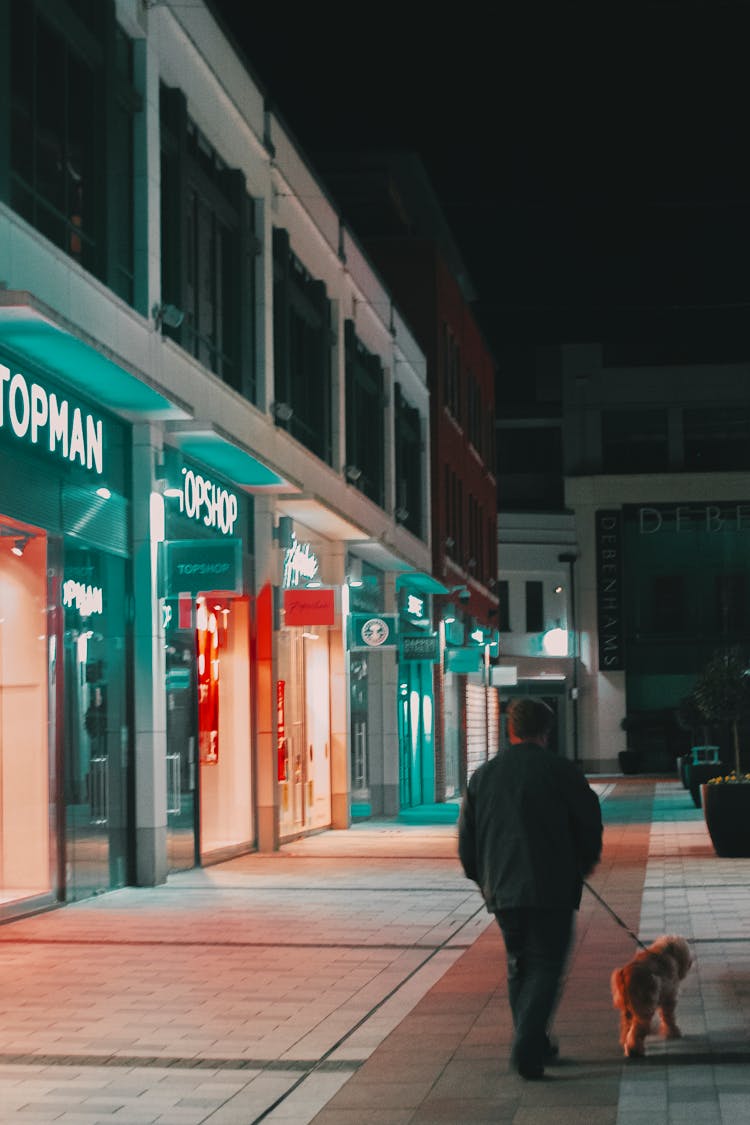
[399,633,439,663]
[161,539,242,596]
[595,509,624,671]
[444,647,483,674]
[0,361,104,474]
[349,613,398,650]
[282,533,319,588]
[166,466,239,535]
[283,587,335,626]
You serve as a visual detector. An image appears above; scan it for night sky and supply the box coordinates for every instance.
[207,1,750,372]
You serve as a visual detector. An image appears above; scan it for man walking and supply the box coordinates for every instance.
[458,697,603,1079]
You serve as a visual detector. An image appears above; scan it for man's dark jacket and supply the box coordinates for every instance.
[458,742,603,912]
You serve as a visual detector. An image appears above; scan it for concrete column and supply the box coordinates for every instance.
[328,546,350,829]
[253,496,279,852]
[131,423,167,885]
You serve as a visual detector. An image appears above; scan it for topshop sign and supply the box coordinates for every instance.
[169,466,239,535]
[0,362,104,474]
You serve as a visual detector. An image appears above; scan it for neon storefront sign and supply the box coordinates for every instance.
[168,466,239,535]
[63,578,103,616]
[0,363,104,474]
[282,533,319,588]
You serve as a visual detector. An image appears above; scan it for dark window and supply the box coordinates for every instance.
[684,408,750,471]
[602,410,669,473]
[8,0,138,305]
[394,383,423,538]
[160,86,257,398]
[651,575,685,633]
[716,574,746,635]
[345,320,385,508]
[498,580,511,631]
[272,227,332,463]
[442,323,461,421]
[467,371,482,451]
[525,581,544,633]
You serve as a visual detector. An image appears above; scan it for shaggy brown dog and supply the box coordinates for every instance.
[611,935,693,1057]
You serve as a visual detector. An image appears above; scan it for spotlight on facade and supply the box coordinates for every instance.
[542,626,569,657]
[11,536,29,557]
[270,401,294,422]
[344,464,362,483]
[394,506,409,523]
[152,302,184,330]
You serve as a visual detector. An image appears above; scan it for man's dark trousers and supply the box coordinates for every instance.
[495,907,573,1072]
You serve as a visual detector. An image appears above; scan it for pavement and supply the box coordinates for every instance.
[0,777,748,1124]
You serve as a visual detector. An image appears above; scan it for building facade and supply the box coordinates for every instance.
[316,153,500,797]
[496,340,750,772]
[0,0,431,918]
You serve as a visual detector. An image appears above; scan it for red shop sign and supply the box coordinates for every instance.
[283,587,335,626]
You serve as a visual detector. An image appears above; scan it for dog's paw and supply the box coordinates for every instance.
[625,1046,645,1058]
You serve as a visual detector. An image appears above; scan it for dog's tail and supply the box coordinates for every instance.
[610,967,631,1018]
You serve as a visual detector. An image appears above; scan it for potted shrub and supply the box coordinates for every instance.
[693,647,750,856]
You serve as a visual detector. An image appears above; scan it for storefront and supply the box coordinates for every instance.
[159,450,254,869]
[0,355,131,915]
[396,582,438,808]
[277,523,334,839]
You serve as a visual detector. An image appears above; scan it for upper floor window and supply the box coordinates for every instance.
[273,228,332,464]
[394,383,424,539]
[467,371,482,453]
[8,0,139,305]
[442,323,461,421]
[498,580,511,631]
[344,320,385,508]
[161,86,258,398]
[601,409,669,474]
[684,407,750,471]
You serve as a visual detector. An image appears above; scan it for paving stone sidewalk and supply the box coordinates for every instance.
[0,779,747,1123]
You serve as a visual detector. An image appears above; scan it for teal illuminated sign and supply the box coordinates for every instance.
[0,361,104,474]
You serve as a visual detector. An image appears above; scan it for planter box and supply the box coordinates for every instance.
[702,782,750,857]
[686,761,725,807]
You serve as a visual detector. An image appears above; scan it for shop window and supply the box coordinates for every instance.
[272,228,332,463]
[525,580,544,633]
[684,408,750,471]
[602,410,669,473]
[160,87,258,399]
[394,383,424,539]
[651,575,686,634]
[7,0,138,306]
[344,320,385,508]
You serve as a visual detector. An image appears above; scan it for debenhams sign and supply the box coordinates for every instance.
[0,362,104,475]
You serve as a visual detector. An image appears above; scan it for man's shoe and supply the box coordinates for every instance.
[516,1061,544,1080]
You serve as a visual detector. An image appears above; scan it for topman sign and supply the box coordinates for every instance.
[0,363,104,474]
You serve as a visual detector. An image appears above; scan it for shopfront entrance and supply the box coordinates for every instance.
[397,660,434,808]
[277,626,332,838]
[165,591,253,871]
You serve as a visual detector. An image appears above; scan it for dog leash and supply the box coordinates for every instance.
[583,880,649,950]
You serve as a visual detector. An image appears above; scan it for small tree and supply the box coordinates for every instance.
[675,691,711,747]
[693,648,750,780]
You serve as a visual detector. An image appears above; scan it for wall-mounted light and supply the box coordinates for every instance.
[554,584,564,594]
[1,527,34,556]
[542,626,569,657]
[152,302,184,330]
[270,401,294,422]
[394,506,409,523]
[444,537,455,548]
[343,464,362,483]
[95,486,111,500]
[273,515,294,549]
[348,557,363,587]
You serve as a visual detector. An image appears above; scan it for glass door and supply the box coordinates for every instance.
[62,547,129,901]
[165,624,198,873]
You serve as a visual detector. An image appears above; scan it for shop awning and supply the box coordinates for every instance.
[0,292,190,419]
[165,421,293,492]
[395,571,450,595]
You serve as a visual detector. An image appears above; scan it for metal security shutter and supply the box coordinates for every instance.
[487,687,499,759]
[465,680,488,781]
[0,447,64,531]
[63,483,129,556]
